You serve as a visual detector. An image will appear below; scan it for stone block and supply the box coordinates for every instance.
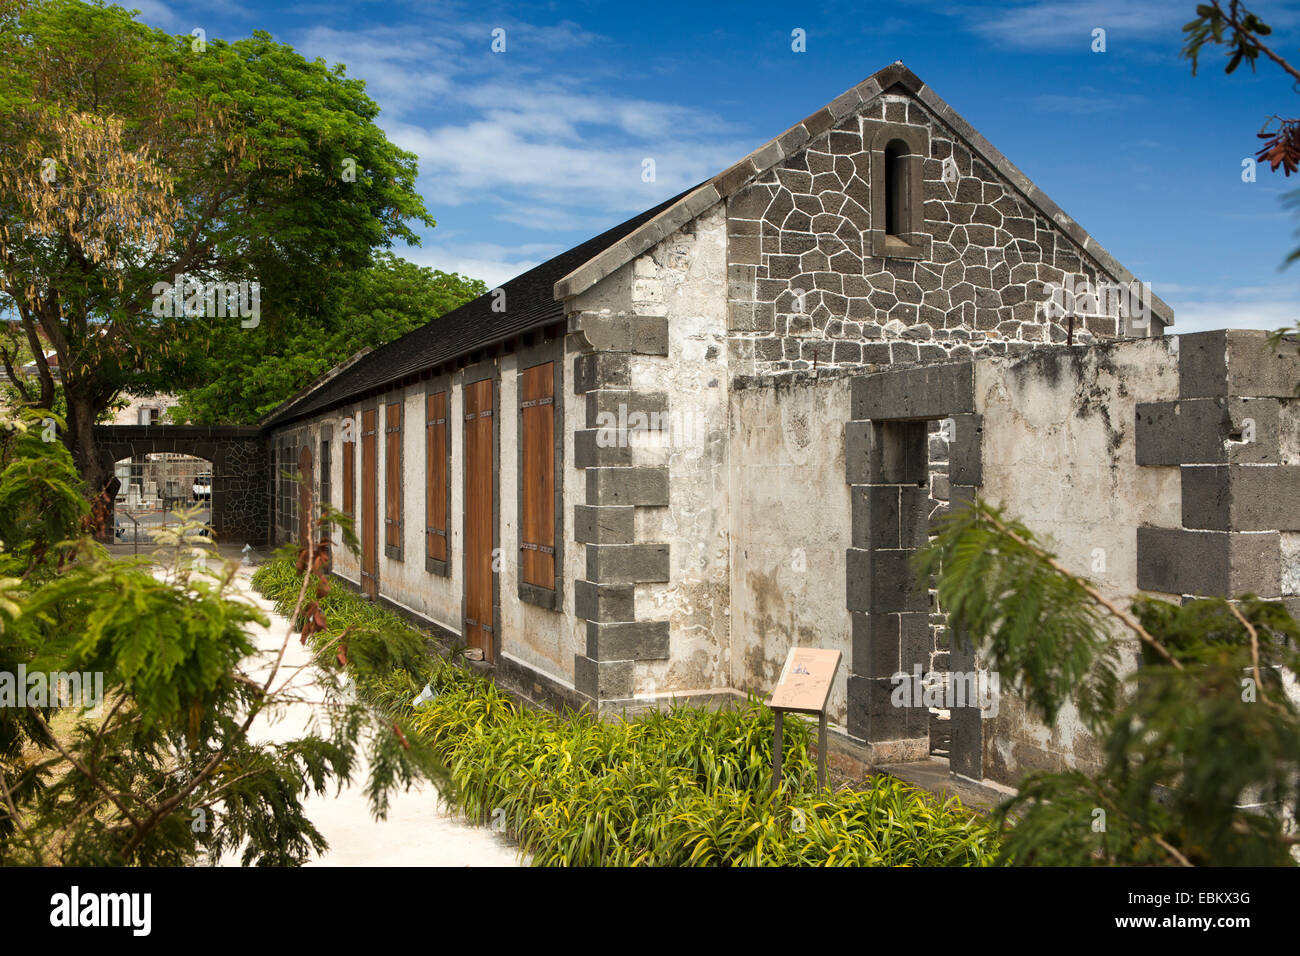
[586,620,670,661]
[847,547,928,613]
[851,485,899,550]
[586,543,670,584]
[1135,398,1280,465]
[1179,329,1300,399]
[947,413,983,486]
[574,655,633,700]
[1137,526,1281,597]
[847,675,921,742]
[572,352,630,393]
[584,390,668,430]
[851,612,900,679]
[574,579,635,623]
[574,314,668,355]
[574,429,632,468]
[852,362,976,421]
[586,466,669,507]
[1181,465,1300,532]
[573,504,635,544]
[949,700,983,780]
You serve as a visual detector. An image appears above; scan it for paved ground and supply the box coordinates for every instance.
[216,557,523,867]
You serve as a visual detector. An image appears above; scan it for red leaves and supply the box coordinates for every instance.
[80,484,113,538]
[336,641,348,668]
[1256,119,1300,176]
[392,722,409,750]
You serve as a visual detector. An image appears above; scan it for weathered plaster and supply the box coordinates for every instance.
[629,205,732,696]
[729,373,853,723]
[972,338,1182,782]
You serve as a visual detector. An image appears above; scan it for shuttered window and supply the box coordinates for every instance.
[319,430,332,562]
[425,390,449,572]
[278,441,297,538]
[384,401,403,558]
[319,433,331,515]
[519,361,555,593]
[342,423,355,518]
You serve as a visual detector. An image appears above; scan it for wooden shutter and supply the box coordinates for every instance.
[361,409,378,597]
[319,435,331,512]
[384,402,402,551]
[342,427,355,517]
[520,362,555,590]
[426,391,448,563]
[464,379,494,661]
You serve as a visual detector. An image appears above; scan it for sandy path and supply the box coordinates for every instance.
[217,561,523,867]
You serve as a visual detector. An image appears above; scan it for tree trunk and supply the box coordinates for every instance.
[65,392,109,498]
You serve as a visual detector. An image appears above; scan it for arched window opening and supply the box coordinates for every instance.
[884,139,910,238]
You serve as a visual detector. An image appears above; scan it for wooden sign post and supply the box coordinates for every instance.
[767,647,841,793]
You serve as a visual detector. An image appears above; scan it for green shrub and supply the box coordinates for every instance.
[254,558,1000,867]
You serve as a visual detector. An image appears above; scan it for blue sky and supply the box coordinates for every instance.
[129,0,1300,332]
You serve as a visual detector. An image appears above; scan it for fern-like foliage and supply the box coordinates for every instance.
[915,499,1121,733]
[920,497,1300,866]
[0,410,449,866]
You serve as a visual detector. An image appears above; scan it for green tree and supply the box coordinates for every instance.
[918,501,1300,865]
[1182,2,1300,266]
[0,406,446,865]
[172,253,486,425]
[0,0,434,494]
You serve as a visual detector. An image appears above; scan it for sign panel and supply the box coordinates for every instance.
[768,647,841,713]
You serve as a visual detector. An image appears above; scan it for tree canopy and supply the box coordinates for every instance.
[0,0,436,489]
[171,253,485,425]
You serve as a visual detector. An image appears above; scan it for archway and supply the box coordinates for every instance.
[112,451,213,546]
[93,425,270,545]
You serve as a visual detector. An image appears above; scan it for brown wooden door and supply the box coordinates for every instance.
[297,445,313,551]
[463,379,494,661]
[361,408,378,599]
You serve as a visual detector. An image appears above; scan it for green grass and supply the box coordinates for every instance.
[252,558,1000,867]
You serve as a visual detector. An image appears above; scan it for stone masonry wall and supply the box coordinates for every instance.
[726,89,1156,376]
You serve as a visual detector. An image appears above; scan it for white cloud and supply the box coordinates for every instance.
[128,0,177,29]
[1031,91,1147,114]
[401,243,554,288]
[392,116,729,212]
[954,1,1186,49]
[289,18,748,241]
[1159,282,1300,333]
[494,205,613,233]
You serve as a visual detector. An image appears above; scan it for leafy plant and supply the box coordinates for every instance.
[255,558,998,868]
[1181,2,1300,264]
[0,414,446,865]
[920,498,1300,866]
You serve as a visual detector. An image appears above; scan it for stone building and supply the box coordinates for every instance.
[261,62,1300,788]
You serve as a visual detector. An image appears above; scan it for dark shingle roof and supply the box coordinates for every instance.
[263,184,701,428]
